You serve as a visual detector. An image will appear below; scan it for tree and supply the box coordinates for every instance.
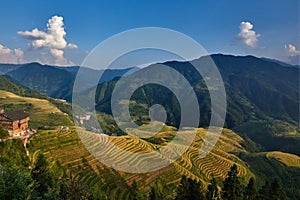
[0,125,9,139]
[129,180,141,200]
[0,166,34,199]
[188,178,204,200]
[149,186,157,200]
[258,180,271,200]
[244,177,257,200]
[31,153,56,198]
[148,181,163,200]
[175,176,204,200]
[59,177,92,200]
[175,176,189,200]
[221,164,243,200]
[206,176,220,200]
[270,179,286,200]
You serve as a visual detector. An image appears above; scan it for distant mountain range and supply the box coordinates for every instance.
[0,62,138,101]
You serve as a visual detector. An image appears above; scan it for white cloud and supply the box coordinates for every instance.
[0,44,24,64]
[18,15,77,65]
[237,21,261,48]
[50,49,68,65]
[285,44,300,56]
[285,44,300,65]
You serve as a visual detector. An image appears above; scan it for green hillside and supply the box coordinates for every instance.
[86,55,300,157]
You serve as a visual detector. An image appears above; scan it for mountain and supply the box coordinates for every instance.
[0,75,47,99]
[261,57,300,68]
[84,54,299,155]
[3,62,138,101]
[0,63,22,74]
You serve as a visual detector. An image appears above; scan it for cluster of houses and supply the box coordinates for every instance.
[0,108,33,137]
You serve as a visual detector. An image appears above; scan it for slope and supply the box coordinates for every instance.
[0,90,71,129]
[89,54,299,155]
[5,62,138,101]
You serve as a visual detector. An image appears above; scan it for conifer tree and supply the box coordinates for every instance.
[258,180,271,200]
[175,176,204,200]
[221,164,243,200]
[206,176,220,200]
[31,153,56,198]
[244,177,257,200]
[270,179,286,200]
[130,180,140,200]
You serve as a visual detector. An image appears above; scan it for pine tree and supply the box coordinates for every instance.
[129,180,140,200]
[221,164,243,200]
[175,176,189,200]
[149,187,157,200]
[244,177,257,200]
[270,179,286,200]
[206,176,220,200]
[31,153,56,198]
[175,176,204,200]
[258,180,271,200]
[188,178,204,200]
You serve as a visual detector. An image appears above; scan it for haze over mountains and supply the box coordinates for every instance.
[0,62,138,101]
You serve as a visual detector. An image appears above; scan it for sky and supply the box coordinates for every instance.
[0,0,299,67]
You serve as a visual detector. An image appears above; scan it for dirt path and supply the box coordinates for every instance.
[23,138,30,157]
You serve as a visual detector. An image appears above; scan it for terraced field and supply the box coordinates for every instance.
[266,151,300,167]
[0,90,72,128]
[29,124,253,199]
[29,129,131,199]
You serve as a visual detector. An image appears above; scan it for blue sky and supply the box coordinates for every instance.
[0,0,299,66]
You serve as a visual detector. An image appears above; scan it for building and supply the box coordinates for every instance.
[0,109,30,136]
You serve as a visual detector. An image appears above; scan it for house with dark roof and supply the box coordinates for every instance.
[0,109,30,135]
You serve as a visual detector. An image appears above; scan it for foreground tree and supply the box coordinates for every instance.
[59,177,92,200]
[175,176,204,200]
[149,186,157,200]
[258,180,271,200]
[0,125,9,140]
[244,177,257,200]
[221,164,243,200]
[206,176,220,200]
[270,179,286,200]
[129,180,144,200]
[31,153,57,198]
[0,166,34,199]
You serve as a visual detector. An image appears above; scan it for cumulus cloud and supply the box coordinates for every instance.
[18,15,77,65]
[50,49,69,65]
[0,44,24,64]
[237,21,261,48]
[285,44,300,65]
[285,44,300,56]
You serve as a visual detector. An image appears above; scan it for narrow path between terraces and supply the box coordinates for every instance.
[23,137,30,157]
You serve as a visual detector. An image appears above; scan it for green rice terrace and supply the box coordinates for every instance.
[28,127,254,199]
